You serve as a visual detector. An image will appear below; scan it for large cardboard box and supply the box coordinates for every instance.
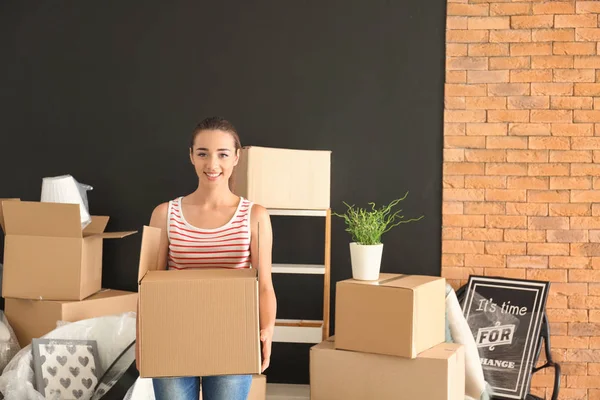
[5,289,138,347]
[232,146,331,210]
[137,226,261,378]
[1,200,136,301]
[335,273,446,358]
[310,337,465,400]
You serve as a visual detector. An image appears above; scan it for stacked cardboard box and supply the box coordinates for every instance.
[0,199,139,347]
[310,273,466,400]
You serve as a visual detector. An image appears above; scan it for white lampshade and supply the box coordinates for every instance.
[41,175,93,228]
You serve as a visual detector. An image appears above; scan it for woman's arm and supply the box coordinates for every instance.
[250,204,277,372]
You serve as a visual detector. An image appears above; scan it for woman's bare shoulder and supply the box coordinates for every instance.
[150,201,170,228]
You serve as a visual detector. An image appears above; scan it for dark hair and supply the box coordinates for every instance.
[190,117,242,151]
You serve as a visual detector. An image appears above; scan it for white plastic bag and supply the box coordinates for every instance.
[0,312,135,400]
[0,311,21,374]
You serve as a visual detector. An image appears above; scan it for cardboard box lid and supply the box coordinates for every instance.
[243,145,332,154]
[143,268,257,283]
[340,273,442,291]
[2,201,136,239]
[0,198,20,233]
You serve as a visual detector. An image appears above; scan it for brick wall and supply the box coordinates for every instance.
[443,1,600,399]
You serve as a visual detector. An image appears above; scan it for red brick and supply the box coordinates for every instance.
[572,190,600,203]
[553,337,590,349]
[573,137,600,149]
[491,3,531,16]
[575,111,600,123]
[569,324,600,336]
[464,254,505,268]
[441,267,483,280]
[469,17,510,30]
[528,243,570,256]
[529,217,569,230]
[462,228,503,241]
[506,203,548,216]
[467,70,509,84]
[445,136,486,148]
[511,43,552,56]
[531,110,572,123]
[444,149,464,162]
[548,309,588,323]
[550,203,591,216]
[486,215,527,229]
[465,176,506,189]
[442,227,462,240]
[554,69,596,83]
[490,57,530,70]
[468,43,509,57]
[552,283,589,296]
[445,97,466,110]
[484,268,526,279]
[509,123,550,136]
[486,136,528,149]
[445,123,466,136]
[504,229,546,242]
[575,56,600,69]
[447,4,489,16]
[446,16,468,30]
[571,217,600,229]
[488,83,530,96]
[447,30,490,43]
[550,177,592,190]
[556,15,598,28]
[547,230,589,243]
[550,256,591,269]
[551,123,593,136]
[530,137,570,149]
[551,96,593,110]
[511,15,554,29]
[444,189,485,201]
[566,350,600,363]
[507,150,549,163]
[490,30,531,43]
[575,84,600,96]
[549,151,593,163]
[442,254,464,267]
[507,255,548,269]
[533,2,575,15]
[486,162,528,175]
[554,42,597,56]
[444,162,485,175]
[572,244,600,257]
[466,123,508,136]
[447,44,469,57]
[442,240,484,254]
[463,202,506,215]
[529,190,570,203]
[485,242,527,255]
[445,110,487,123]
[528,163,570,176]
[510,69,553,83]
[465,97,507,110]
[532,29,575,42]
[531,55,574,69]
[465,149,506,162]
[446,57,488,71]
[443,214,485,228]
[576,28,600,42]
[532,83,573,95]
[488,110,530,123]
[507,176,548,189]
[508,96,549,109]
[528,268,568,281]
[572,164,600,176]
[577,2,600,14]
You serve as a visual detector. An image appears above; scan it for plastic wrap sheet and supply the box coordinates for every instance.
[0,311,21,374]
[463,290,544,399]
[0,312,136,400]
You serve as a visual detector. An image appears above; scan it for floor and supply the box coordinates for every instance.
[266,383,310,400]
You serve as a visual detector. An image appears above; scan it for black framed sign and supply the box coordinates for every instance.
[461,276,550,400]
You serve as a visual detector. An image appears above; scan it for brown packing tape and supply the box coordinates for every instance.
[0,198,20,233]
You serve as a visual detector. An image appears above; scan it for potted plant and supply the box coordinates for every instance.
[333,192,424,281]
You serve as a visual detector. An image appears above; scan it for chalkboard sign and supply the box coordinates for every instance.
[461,276,550,400]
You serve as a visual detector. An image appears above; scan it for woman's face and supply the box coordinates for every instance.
[189,129,239,185]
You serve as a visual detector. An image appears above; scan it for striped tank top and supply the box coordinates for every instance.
[167,196,253,270]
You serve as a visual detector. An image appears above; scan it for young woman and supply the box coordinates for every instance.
[147,117,277,400]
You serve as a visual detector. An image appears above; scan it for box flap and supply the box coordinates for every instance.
[143,268,257,283]
[83,216,109,234]
[342,273,443,291]
[243,145,332,154]
[418,342,463,361]
[138,225,162,283]
[0,198,20,233]
[90,231,138,239]
[2,201,82,237]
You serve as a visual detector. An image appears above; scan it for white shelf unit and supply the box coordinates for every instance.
[268,208,331,344]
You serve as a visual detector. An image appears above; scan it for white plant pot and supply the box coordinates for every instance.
[349,242,383,281]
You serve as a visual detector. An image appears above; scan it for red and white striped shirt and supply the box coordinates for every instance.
[167,196,252,270]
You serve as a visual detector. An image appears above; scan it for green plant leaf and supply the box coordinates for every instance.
[332,192,424,245]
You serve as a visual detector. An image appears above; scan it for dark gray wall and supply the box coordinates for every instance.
[0,0,447,384]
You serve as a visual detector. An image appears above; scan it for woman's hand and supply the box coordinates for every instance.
[260,326,274,372]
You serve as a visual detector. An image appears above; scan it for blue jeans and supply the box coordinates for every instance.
[153,374,252,400]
